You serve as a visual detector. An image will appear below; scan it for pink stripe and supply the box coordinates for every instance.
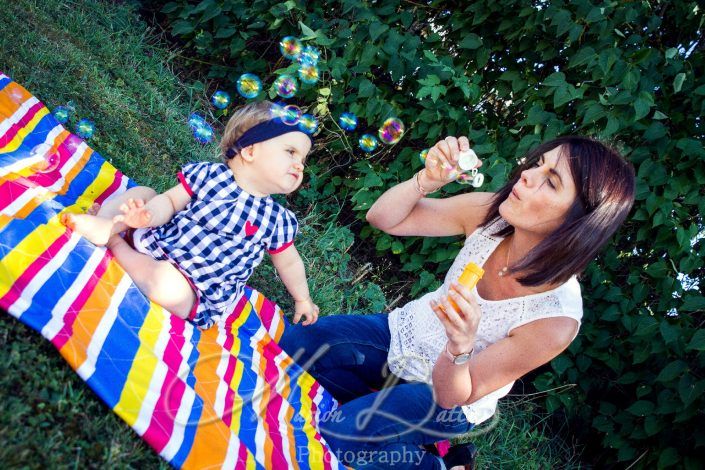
[51,251,111,350]
[177,172,193,197]
[0,231,71,311]
[0,101,43,145]
[0,134,82,212]
[220,297,249,427]
[237,440,249,468]
[267,240,293,254]
[258,296,275,334]
[260,340,286,469]
[142,316,187,452]
[94,170,124,205]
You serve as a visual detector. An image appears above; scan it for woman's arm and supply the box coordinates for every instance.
[432,315,578,408]
[366,136,492,237]
[429,281,578,408]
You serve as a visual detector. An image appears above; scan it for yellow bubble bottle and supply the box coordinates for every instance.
[449,262,484,311]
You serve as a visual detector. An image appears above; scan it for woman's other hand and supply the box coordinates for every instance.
[430,281,481,353]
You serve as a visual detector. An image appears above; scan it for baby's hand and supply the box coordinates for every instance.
[113,198,153,228]
[293,297,319,326]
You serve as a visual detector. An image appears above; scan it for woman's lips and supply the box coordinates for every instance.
[511,188,520,200]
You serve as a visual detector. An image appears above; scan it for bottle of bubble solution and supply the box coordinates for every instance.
[457,149,484,188]
[449,262,485,311]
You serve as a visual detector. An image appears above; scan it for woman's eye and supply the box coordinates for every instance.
[548,179,556,189]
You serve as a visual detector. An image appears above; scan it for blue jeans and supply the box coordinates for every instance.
[278,312,474,469]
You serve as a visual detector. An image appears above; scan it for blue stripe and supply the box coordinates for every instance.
[0,75,10,91]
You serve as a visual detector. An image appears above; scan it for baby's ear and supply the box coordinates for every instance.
[240,145,256,162]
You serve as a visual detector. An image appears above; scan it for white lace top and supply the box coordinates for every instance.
[387,218,583,424]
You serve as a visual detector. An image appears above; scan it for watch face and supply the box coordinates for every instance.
[453,353,471,365]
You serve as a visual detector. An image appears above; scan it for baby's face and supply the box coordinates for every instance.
[251,132,311,194]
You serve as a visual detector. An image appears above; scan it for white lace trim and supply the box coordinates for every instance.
[387,218,583,424]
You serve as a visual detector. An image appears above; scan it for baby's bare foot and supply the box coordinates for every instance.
[60,213,115,246]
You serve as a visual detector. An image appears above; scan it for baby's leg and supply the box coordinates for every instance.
[107,234,196,319]
[61,186,157,246]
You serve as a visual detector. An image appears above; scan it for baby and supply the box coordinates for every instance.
[62,101,319,329]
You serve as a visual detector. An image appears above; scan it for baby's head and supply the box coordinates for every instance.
[220,101,313,195]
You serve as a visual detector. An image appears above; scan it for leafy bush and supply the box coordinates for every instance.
[147,0,704,466]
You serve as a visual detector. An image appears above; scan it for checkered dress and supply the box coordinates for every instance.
[135,162,298,329]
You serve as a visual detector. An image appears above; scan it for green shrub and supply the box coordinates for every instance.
[150,0,704,466]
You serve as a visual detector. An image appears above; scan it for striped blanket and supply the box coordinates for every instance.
[0,73,345,469]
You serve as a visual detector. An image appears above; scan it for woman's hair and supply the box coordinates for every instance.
[481,135,635,287]
[219,100,273,161]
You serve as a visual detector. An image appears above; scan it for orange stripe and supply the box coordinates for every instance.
[181,399,234,469]
[58,258,123,369]
[0,82,30,117]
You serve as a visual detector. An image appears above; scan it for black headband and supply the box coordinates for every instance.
[225,118,314,158]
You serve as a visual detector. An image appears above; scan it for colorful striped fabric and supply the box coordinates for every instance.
[0,73,346,469]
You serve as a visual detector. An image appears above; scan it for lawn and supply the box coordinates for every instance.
[0,0,584,467]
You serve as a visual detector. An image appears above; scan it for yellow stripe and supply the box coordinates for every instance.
[0,107,50,153]
[227,298,251,437]
[0,223,63,299]
[113,303,166,426]
[297,372,328,469]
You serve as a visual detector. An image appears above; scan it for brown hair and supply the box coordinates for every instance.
[219,101,273,162]
[481,135,635,287]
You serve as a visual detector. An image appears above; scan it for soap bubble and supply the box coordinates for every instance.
[457,169,484,188]
[419,148,429,165]
[273,74,298,99]
[297,45,320,66]
[378,117,404,145]
[281,105,302,125]
[280,36,303,60]
[52,106,70,124]
[211,90,231,109]
[188,113,207,131]
[30,143,61,173]
[359,134,378,153]
[75,119,95,139]
[298,114,318,134]
[298,64,320,85]
[338,112,357,131]
[193,121,214,144]
[236,73,262,99]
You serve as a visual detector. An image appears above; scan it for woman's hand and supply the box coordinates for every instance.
[429,281,482,353]
[421,136,481,191]
[293,297,320,326]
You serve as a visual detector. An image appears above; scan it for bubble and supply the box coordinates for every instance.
[188,113,207,131]
[273,74,298,99]
[297,45,320,66]
[298,114,318,134]
[236,73,262,99]
[297,64,320,85]
[359,134,378,153]
[419,148,429,165]
[378,117,404,145]
[30,143,61,173]
[279,36,303,60]
[52,106,70,124]
[281,105,302,125]
[75,119,95,139]
[193,121,214,144]
[338,112,357,131]
[457,169,483,188]
[211,90,231,110]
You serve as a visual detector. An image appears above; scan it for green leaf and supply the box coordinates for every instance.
[633,95,653,121]
[358,79,376,98]
[369,22,389,41]
[673,73,686,93]
[653,110,669,120]
[687,329,705,351]
[658,448,680,468]
[626,400,654,416]
[665,48,678,59]
[299,21,316,39]
[459,33,482,49]
[655,360,688,382]
[543,72,566,87]
[682,295,705,313]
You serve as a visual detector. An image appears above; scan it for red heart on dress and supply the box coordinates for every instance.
[245,220,258,237]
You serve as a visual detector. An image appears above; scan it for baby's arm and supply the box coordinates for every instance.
[114,184,192,228]
[270,245,319,325]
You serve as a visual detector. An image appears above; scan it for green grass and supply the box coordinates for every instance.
[0,0,584,467]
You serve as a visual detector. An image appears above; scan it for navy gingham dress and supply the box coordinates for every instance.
[135,162,298,329]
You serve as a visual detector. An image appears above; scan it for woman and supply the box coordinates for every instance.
[278,135,635,469]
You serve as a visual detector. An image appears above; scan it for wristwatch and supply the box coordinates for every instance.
[445,342,474,365]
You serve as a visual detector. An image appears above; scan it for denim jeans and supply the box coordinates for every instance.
[278,312,475,469]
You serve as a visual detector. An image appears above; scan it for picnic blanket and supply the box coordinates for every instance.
[0,72,346,469]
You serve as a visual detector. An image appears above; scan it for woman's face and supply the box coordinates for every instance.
[499,145,578,237]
